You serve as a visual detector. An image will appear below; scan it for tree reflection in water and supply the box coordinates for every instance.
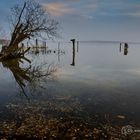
[2,57,57,98]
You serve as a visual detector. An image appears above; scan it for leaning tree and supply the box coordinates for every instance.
[0,0,59,60]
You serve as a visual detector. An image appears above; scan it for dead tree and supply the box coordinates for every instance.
[0,0,59,60]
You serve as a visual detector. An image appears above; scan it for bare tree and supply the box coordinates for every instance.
[0,0,59,60]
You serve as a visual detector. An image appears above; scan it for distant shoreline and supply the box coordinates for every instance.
[78,40,140,44]
[45,40,140,44]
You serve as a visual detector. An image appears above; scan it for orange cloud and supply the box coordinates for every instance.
[43,3,75,16]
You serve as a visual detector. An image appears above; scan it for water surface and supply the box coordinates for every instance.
[0,42,140,138]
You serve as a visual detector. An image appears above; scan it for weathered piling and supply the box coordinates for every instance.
[70,39,76,66]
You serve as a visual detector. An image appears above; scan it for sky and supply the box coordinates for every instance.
[0,0,140,42]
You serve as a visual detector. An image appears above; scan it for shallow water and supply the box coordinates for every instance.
[0,42,140,138]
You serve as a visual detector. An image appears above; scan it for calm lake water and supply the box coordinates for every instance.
[0,42,140,138]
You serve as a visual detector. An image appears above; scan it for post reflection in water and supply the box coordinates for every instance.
[1,57,57,99]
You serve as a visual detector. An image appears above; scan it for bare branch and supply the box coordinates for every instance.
[0,0,59,60]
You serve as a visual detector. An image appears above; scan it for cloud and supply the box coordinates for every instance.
[42,0,140,19]
[43,3,75,16]
[86,4,97,9]
[127,11,140,17]
[42,0,98,19]
[81,14,94,20]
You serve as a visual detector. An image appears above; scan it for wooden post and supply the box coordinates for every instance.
[120,43,121,52]
[58,42,60,62]
[124,43,128,55]
[36,39,38,47]
[70,39,76,66]
[35,39,39,54]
